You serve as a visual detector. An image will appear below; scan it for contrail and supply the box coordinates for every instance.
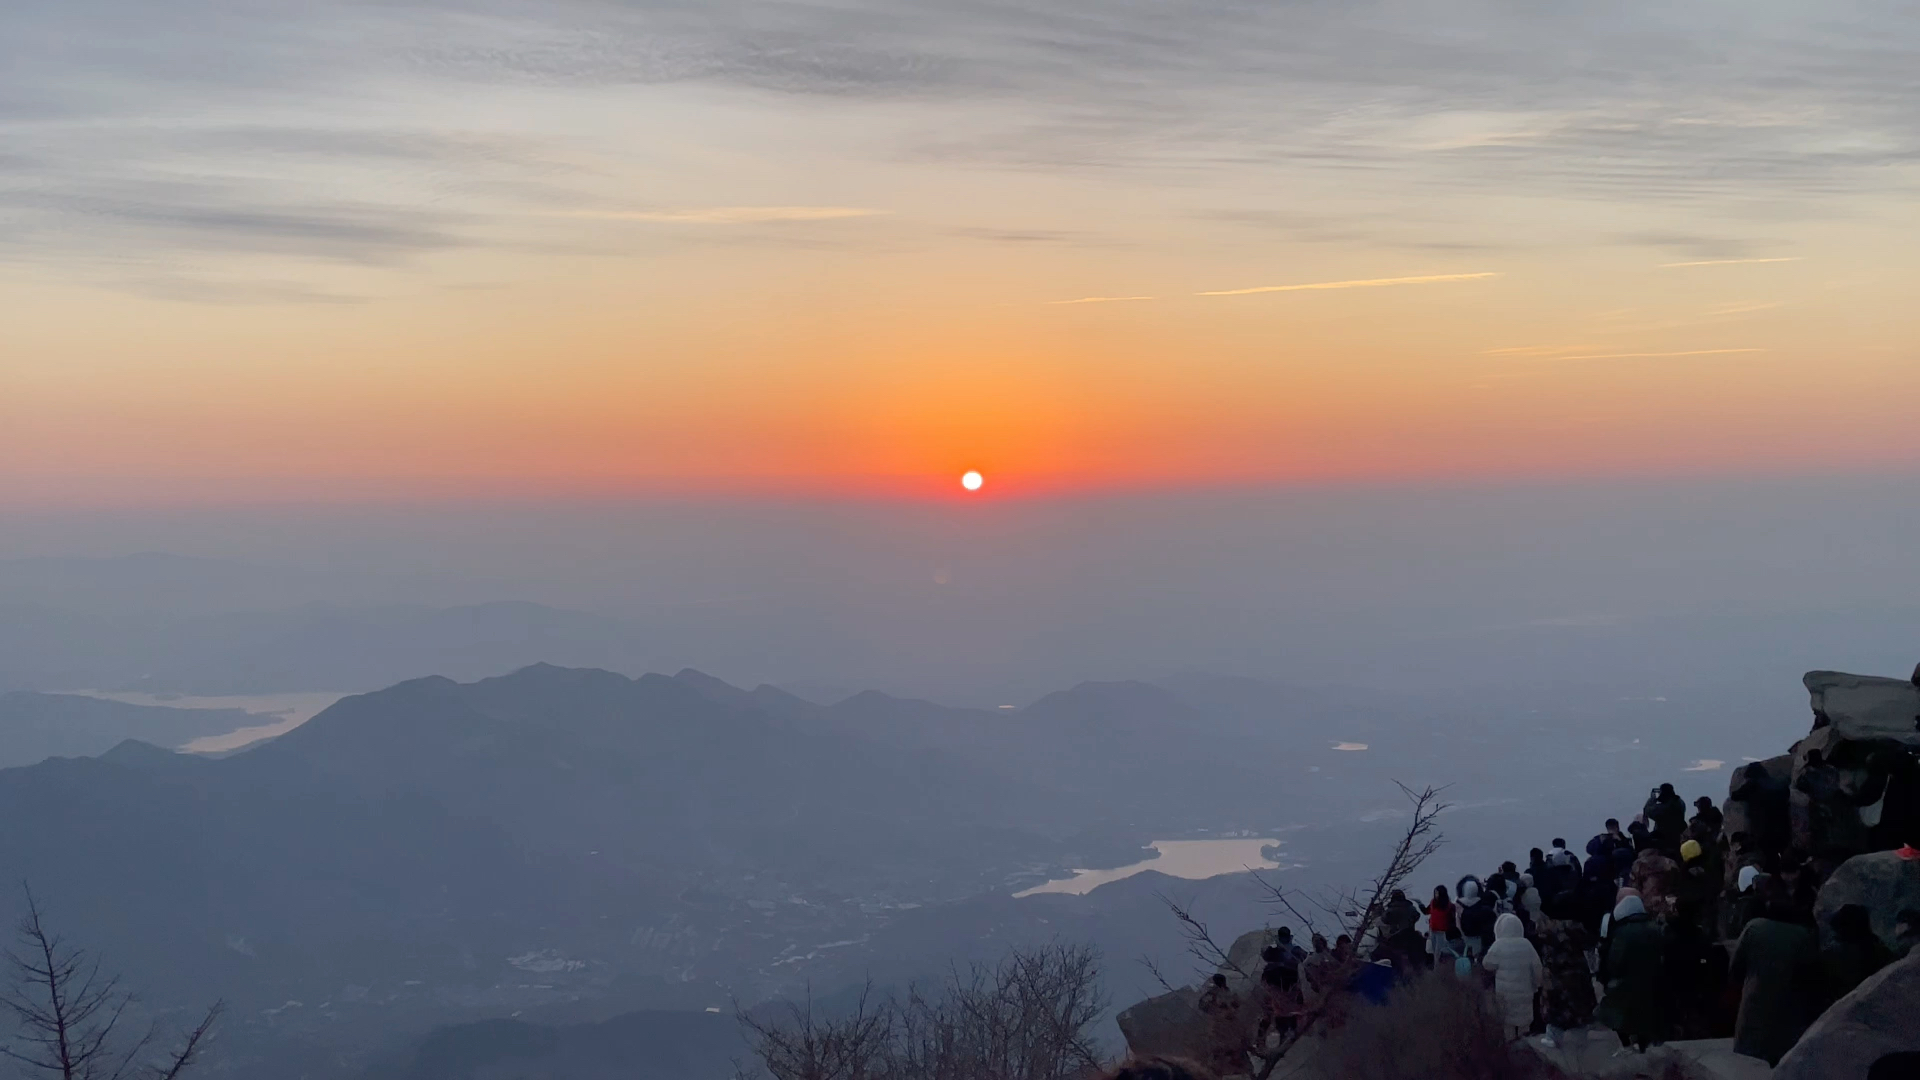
[1198,272,1500,297]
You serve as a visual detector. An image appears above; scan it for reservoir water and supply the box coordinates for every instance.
[1015,837,1282,897]
[66,690,347,753]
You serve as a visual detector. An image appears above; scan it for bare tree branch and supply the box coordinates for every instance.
[735,981,892,1080]
[151,1004,222,1080]
[2,886,220,1080]
[1156,892,1250,981]
[1136,956,1175,995]
[1247,871,1322,940]
[1161,783,1452,1080]
[738,944,1106,1080]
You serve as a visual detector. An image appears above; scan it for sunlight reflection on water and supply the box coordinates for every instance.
[1015,838,1283,897]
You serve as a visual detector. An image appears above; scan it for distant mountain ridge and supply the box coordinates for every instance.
[0,660,1819,1080]
[0,664,1109,1028]
[0,664,1337,1012]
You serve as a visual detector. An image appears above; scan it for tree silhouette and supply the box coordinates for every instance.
[1,886,220,1080]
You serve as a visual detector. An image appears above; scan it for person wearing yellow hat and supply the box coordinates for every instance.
[1680,839,1703,864]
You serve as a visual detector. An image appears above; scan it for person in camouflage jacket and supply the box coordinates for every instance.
[1534,893,1598,1048]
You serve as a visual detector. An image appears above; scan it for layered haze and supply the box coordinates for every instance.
[4,477,1917,702]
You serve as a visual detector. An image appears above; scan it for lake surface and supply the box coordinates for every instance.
[1015,838,1282,897]
[68,690,348,753]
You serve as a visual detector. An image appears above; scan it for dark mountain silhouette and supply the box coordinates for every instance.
[0,691,260,766]
[239,663,1067,876]
[373,1009,745,1080]
[0,665,1081,1028]
[0,660,1828,1080]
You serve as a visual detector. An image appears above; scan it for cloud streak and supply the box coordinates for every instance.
[1197,272,1501,297]
[1659,257,1802,268]
[555,207,888,224]
[1555,348,1767,361]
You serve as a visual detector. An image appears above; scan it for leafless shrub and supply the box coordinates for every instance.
[1156,783,1451,1080]
[1,887,221,1080]
[739,944,1106,1080]
[736,983,894,1080]
[1253,782,1448,948]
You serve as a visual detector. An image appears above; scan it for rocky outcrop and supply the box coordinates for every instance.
[1117,930,1275,1064]
[1774,952,1920,1079]
[1224,928,1270,988]
[1814,850,1920,949]
[1804,671,1920,745]
[1788,672,1920,857]
[1115,987,1209,1062]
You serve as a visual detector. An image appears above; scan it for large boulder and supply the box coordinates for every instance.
[1814,850,1920,949]
[1774,951,1920,1080]
[1224,928,1271,987]
[1116,987,1208,1062]
[1805,671,1920,745]
[1788,671,1920,859]
[1117,930,1273,1065]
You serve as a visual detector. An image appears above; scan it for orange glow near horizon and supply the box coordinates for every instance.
[10,250,1918,512]
[4,13,1920,509]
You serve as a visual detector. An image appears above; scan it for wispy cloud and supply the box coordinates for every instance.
[1198,272,1500,297]
[1048,295,1154,305]
[1483,345,1597,357]
[1704,301,1783,316]
[555,207,888,224]
[1556,348,1766,360]
[1659,257,1802,268]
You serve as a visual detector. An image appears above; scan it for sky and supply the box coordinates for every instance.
[4,0,1919,506]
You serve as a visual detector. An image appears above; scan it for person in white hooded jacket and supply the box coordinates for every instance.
[1482,912,1544,1040]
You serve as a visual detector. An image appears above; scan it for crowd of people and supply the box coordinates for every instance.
[1197,779,1919,1073]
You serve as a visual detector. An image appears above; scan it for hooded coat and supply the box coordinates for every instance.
[1516,876,1544,918]
[1458,889,1496,949]
[1597,896,1666,1048]
[1481,913,1544,1031]
[1729,917,1818,1066]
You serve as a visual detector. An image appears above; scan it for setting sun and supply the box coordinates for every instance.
[960,471,984,492]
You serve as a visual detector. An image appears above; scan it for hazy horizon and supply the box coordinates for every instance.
[5,472,1918,704]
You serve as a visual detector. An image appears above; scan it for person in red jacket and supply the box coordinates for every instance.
[1428,884,1457,963]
